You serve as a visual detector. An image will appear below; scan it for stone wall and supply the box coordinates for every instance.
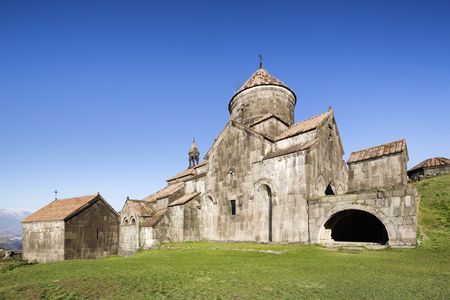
[152,214,169,242]
[307,118,348,198]
[409,165,450,180]
[252,153,309,243]
[182,198,201,241]
[119,222,139,255]
[140,227,158,249]
[308,186,418,247]
[424,165,450,177]
[202,123,272,242]
[119,201,139,255]
[22,221,65,263]
[229,85,296,127]
[348,153,408,192]
[251,117,288,140]
[64,199,119,260]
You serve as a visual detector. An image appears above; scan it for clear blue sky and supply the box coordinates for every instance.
[1,0,449,211]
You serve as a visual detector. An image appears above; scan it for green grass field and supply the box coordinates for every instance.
[1,175,449,299]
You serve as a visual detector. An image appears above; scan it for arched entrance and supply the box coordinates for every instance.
[259,184,273,242]
[323,210,388,244]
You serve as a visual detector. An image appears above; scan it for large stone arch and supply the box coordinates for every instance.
[316,203,397,245]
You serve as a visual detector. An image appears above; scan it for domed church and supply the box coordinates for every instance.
[119,66,418,254]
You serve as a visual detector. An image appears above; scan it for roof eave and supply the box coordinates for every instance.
[275,127,317,142]
[347,152,404,164]
[22,219,65,224]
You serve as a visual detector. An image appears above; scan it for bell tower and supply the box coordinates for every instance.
[188,139,200,168]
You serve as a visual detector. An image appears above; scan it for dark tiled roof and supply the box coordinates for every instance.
[143,182,185,203]
[276,111,331,141]
[23,194,99,223]
[168,192,201,207]
[194,161,207,169]
[265,139,318,160]
[167,168,196,182]
[166,161,207,182]
[141,208,169,227]
[409,157,450,172]
[126,200,156,216]
[348,139,406,164]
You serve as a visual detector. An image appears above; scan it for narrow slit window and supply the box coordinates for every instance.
[96,228,99,239]
[230,200,236,216]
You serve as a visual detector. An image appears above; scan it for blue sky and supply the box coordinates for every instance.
[1,0,449,211]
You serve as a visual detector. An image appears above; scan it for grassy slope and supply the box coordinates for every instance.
[0,175,449,299]
[416,174,450,250]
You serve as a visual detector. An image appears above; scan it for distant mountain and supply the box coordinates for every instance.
[0,209,31,236]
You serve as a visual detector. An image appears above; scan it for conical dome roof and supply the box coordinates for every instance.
[237,68,290,94]
[229,68,296,111]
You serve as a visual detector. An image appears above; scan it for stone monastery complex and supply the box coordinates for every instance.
[23,66,419,262]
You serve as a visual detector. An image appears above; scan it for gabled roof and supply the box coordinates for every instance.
[22,194,102,223]
[125,199,156,216]
[204,120,273,159]
[168,192,201,207]
[409,157,450,172]
[229,68,296,111]
[264,139,318,160]
[275,111,331,141]
[143,182,185,203]
[348,139,406,164]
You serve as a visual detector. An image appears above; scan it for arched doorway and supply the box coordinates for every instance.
[323,210,388,244]
[259,184,273,242]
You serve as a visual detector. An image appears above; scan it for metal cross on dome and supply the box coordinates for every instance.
[258,54,263,69]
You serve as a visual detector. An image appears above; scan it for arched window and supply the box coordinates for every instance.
[203,194,217,205]
[123,217,128,225]
[130,217,136,225]
[206,195,216,205]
